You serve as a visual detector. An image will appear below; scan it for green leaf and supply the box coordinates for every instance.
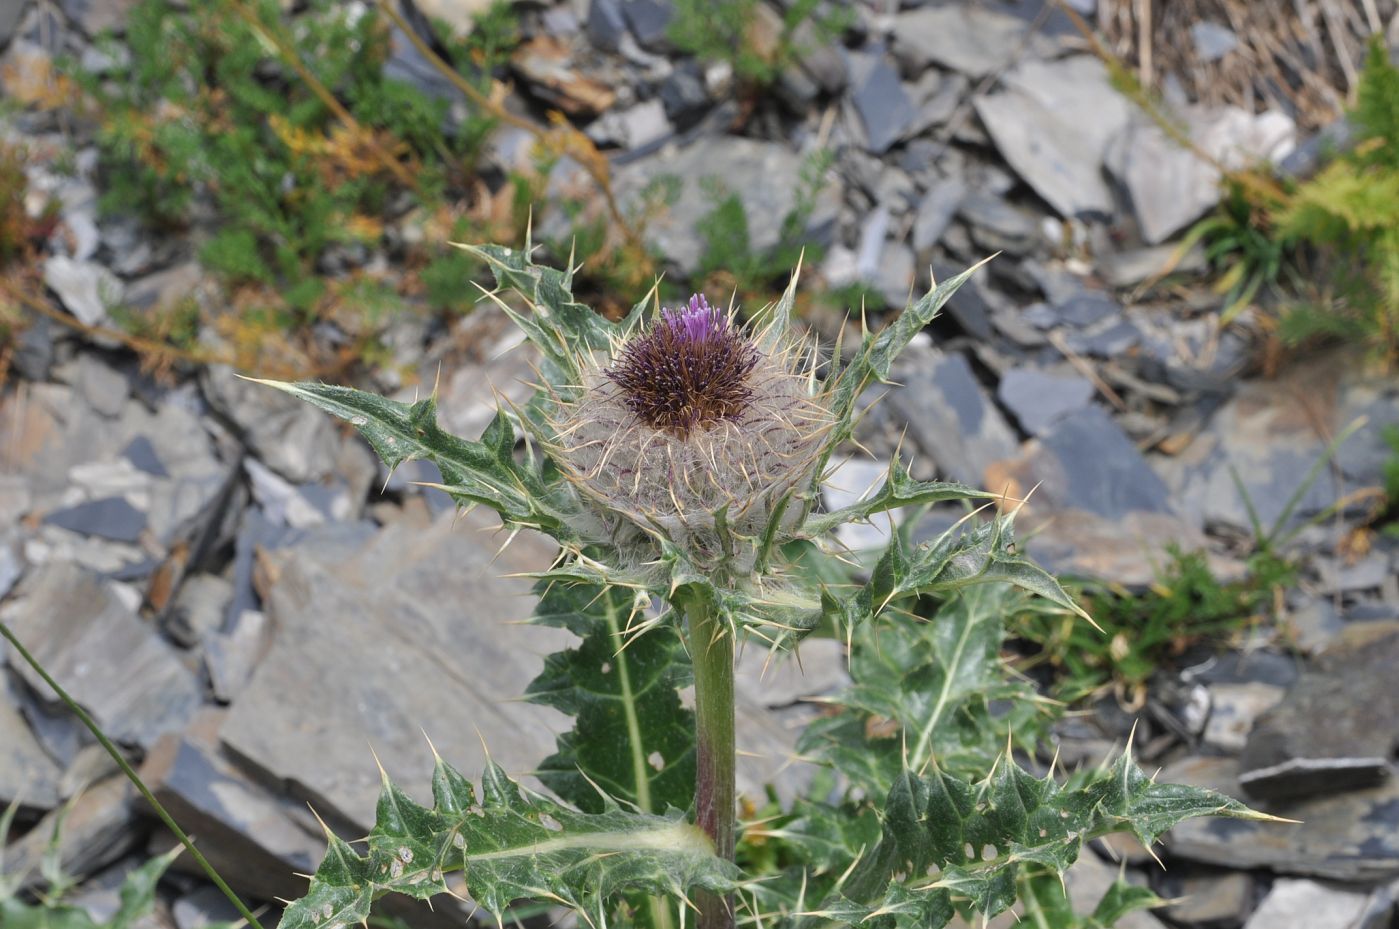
[278,759,739,929]
[455,242,619,389]
[798,586,1048,795]
[801,461,995,538]
[242,380,574,539]
[790,751,1270,929]
[525,582,697,815]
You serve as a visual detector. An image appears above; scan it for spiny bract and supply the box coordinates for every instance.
[547,293,832,574]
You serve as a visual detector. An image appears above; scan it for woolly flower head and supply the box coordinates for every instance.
[550,294,831,572]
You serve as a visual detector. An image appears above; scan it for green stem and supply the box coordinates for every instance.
[0,620,267,929]
[684,599,735,929]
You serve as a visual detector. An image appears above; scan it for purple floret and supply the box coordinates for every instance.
[606,294,759,436]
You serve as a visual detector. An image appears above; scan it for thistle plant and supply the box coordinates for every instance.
[252,243,1276,929]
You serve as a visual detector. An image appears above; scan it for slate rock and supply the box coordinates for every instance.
[1029,405,1171,517]
[1203,682,1285,755]
[1062,851,1166,929]
[172,887,243,929]
[60,0,145,36]
[931,261,995,341]
[3,776,138,890]
[957,192,1038,255]
[874,241,917,308]
[1162,870,1254,928]
[587,98,672,152]
[912,179,964,252]
[44,255,124,327]
[1243,879,1375,929]
[996,368,1094,437]
[1054,289,1119,328]
[1157,352,1360,536]
[974,56,1132,218]
[202,364,339,484]
[659,60,709,127]
[1162,755,1399,881]
[612,137,841,275]
[141,732,325,903]
[0,685,62,812]
[586,0,627,50]
[1108,106,1295,243]
[622,0,671,50]
[892,3,1068,78]
[204,609,271,703]
[74,355,132,417]
[1,562,203,749]
[122,435,170,478]
[218,509,575,828]
[849,51,915,155]
[1240,622,1399,800]
[44,496,147,543]
[887,346,1019,487]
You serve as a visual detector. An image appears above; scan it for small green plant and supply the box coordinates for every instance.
[668,0,849,90]
[218,245,1276,929]
[1181,178,1292,323]
[0,798,205,929]
[1015,547,1295,706]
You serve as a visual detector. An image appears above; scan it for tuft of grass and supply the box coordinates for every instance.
[1014,547,1295,707]
[667,0,850,90]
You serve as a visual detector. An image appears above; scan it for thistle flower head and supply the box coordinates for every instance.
[550,293,832,572]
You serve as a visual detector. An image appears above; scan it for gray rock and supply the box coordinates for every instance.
[3,777,138,890]
[1163,871,1254,928]
[1063,851,1165,929]
[1054,289,1119,327]
[958,192,1038,254]
[586,0,629,53]
[1191,21,1238,62]
[60,0,143,36]
[0,685,61,812]
[892,3,1067,78]
[122,262,202,313]
[1240,623,1399,800]
[218,509,574,828]
[974,56,1132,218]
[1243,879,1374,929]
[1,563,203,749]
[586,98,672,151]
[613,137,841,276]
[1108,106,1295,243]
[849,51,915,154]
[1159,353,1359,535]
[44,256,124,327]
[205,609,271,703]
[1098,243,1207,287]
[622,0,671,50]
[822,457,898,553]
[202,364,339,484]
[1,0,25,44]
[172,887,243,929]
[1316,551,1391,594]
[855,205,892,282]
[122,436,170,478]
[166,573,233,649]
[931,261,994,341]
[1030,405,1171,517]
[43,496,147,543]
[887,347,1019,487]
[1283,597,1344,655]
[874,241,917,307]
[245,457,352,530]
[1163,755,1399,881]
[74,356,131,418]
[141,732,325,904]
[912,179,964,252]
[906,71,966,137]
[659,60,709,126]
[997,368,1094,437]
[0,533,24,599]
[1203,681,1285,754]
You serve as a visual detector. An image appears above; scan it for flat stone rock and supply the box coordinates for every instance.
[0,684,61,812]
[1,562,203,749]
[141,731,325,903]
[202,365,341,484]
[1240,622,1399,800]
[613,137,841,275]
[974,56,1132,218]
[912,180,964,252]
[892,3,1069,78]
[1162,755,1399,882]
[43,496,148,543]
[997,368,1094,437]
[849,51,915,155]
[887,346,1019,487]
[1108,106,1295,243]
[1243,879,1374,929]
[1162,870,1254,928]
[219,508,576,828]
[44,255,124,327]
[3,776,137,889]
[1203,681,1285,755]
[1156,352,1359,536]
[985,405,1216,584]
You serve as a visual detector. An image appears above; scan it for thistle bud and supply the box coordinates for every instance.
[550,294,831,574]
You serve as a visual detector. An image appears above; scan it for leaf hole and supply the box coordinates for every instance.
[964,843,976,860]
[540,813,563,832]
[601,660,613,674]
[648,751,665,771]
[982,846,997,861]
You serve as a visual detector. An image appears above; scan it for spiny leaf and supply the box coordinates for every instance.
[278,759,739,929]
[798,586,1047,796]
[456,242,618,388]
[241,380,574,539]
[784,752,1269,929]
[525,582,697,815]
[801,461,995,538]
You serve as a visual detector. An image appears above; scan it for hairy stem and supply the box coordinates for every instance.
[684,599,736,929]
